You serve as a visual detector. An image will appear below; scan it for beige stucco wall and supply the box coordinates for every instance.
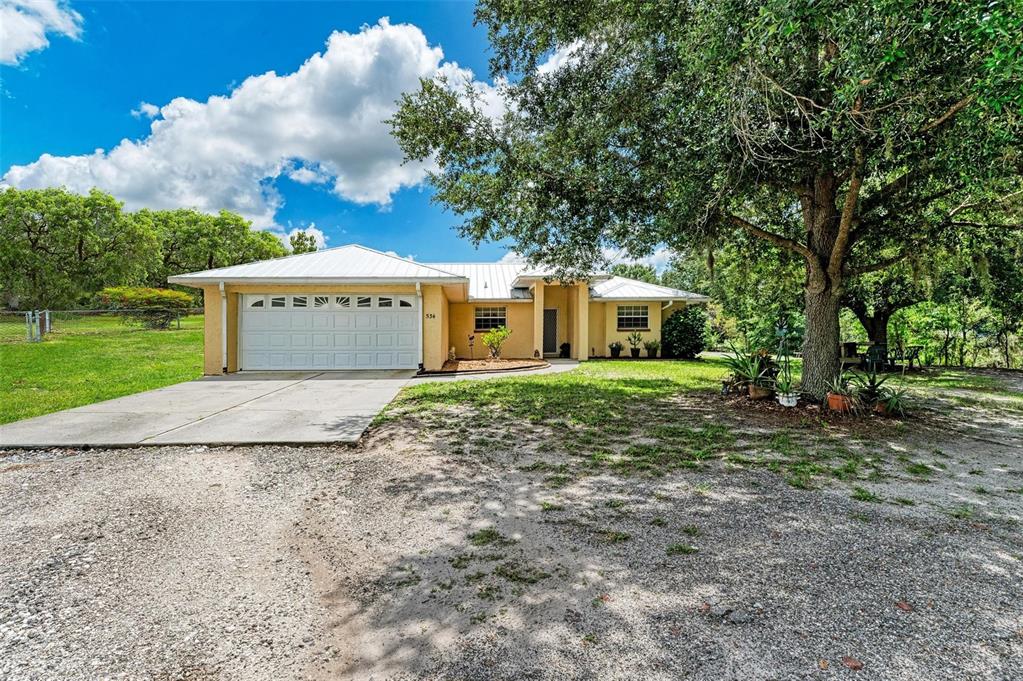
[449,302,534,359]
[421,284,447,371]
[195,278,687,373]
[601,301,664,356]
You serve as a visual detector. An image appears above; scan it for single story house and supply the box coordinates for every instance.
[168,244,708,374]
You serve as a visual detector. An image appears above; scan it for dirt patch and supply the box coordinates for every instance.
[430,358,549,374]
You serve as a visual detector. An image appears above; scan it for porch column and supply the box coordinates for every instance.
[574,282,589,360]
[532,281,545,358]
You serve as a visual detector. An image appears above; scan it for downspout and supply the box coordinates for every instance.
[219,281,227,373]
[416,282,424,371]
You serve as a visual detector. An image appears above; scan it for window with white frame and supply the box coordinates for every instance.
[616,305,649,330]
[377,296,393,308]
[335,295,351,308]
[398,297,414,308]
[356,296,372,308]
[248,296,264,308]
[313,295,329,308]
[292,295,308,308]
[270,296,286,308]
[474,306,507,331]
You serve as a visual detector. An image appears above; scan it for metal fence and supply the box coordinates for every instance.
[0,309,204,343]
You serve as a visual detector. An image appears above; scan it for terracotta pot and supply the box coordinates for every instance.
[827,392,853,412]
[874,401,889,415]
[748,384,774,400]
[630,348,641,358]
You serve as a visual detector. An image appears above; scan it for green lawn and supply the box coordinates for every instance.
[0,316,204,424]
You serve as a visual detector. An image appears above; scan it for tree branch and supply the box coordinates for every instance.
[829,144,866,280]
[844,249,913,276]
[726,214,814,262]
[919,94,976,133]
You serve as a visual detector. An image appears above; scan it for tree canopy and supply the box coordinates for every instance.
[392,0,1023,394]
[1,188,290,309]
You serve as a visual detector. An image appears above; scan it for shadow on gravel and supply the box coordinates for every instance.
[297,422,1023,680]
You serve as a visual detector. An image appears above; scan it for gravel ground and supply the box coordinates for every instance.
[1,411,1021,679]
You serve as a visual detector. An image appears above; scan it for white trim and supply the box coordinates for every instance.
[416,282,424,370]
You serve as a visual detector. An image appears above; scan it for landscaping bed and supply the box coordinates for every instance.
[424,357,549,374]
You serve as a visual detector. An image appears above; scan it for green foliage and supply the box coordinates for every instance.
[392,0,1023,394]
[0,188,289,309]
[608,341,624,356]
[289,230,318,254]
[642,339,660,352]
[661,306,708,359]
[481,325,512,357]
[609,263,658,284]
[143,207,288,289]
[723,342,775,387]
[0,187,159,308]
[848,368,890,404]
[95,286,193,329]
[626,331,643,348]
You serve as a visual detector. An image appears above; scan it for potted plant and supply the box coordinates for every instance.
[608,341,624,358]
[826,374,856,413]
[774,368,799,407]
[876,385,909,416]
[849,368,889,408]
[627,332,643,358]
[723,342,773,399]
[643,339,660,358]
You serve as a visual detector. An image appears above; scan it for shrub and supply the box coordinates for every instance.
[95,286,193,329]
[662,305,708,358]
[481,325,512,358]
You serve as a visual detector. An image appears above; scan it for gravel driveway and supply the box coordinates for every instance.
[2,413,1021,679]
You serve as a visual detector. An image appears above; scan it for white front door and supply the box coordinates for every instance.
[240,293,418,370]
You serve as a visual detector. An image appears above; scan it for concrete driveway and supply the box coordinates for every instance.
[0,371,415,448]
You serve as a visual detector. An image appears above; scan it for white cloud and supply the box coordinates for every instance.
[536,40,584,76]
[2,18,495,229]
[604,247,673,272]
[499,246,673,272]
[285,225,327,249]
[0,0,82,65]
[131,102,160,119]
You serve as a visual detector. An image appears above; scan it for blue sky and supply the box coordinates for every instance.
[0,0,518,261]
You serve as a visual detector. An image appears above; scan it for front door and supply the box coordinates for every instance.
[543,308,558,355]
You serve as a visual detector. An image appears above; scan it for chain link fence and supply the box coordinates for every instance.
[0,309,204,343]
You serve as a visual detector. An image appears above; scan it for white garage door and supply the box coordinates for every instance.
[240,293,419,370]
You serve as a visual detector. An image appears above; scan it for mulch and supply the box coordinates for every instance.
[421,358,549,375]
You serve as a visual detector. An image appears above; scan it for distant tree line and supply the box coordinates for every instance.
[0,187,319,309]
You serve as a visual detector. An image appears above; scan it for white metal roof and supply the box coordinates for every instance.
[590,276,709,302]
[168,243,708,301]
[168,244,467,285]
[424,263,533,301]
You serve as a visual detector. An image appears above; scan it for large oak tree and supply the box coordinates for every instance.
[392,0,1022,395]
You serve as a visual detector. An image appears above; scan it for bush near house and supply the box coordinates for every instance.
[662,306,708,359]
[95,287,193,329]
[482,325,512,358]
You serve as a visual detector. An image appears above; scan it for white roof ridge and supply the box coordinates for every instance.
[346,245,465,278]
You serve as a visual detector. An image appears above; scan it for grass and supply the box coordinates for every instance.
[0,316,204,424]
[666,543,699,555]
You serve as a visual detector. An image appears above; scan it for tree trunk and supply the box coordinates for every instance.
[854,310,890,346]
[802,287,842,397]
